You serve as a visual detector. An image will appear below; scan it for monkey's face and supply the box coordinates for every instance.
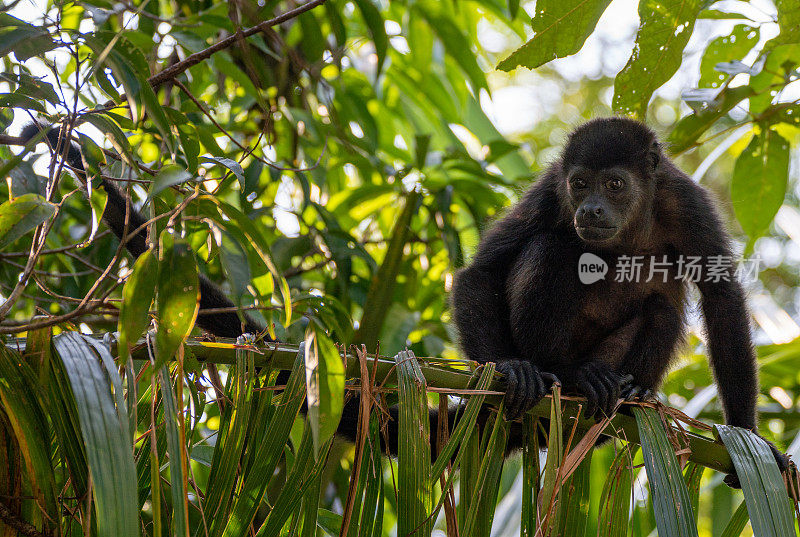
[565,165,647,245]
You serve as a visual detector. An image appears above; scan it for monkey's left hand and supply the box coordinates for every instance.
[496,360,560,421]
[574,362,633,421]
[723,436,791,489]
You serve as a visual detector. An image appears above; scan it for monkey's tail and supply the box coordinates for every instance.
[331,393,534,459]
[17,122,263,338]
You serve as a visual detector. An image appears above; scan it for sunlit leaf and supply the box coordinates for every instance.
[731,127,790,246]
[0,193,55,251]
[497,0,612,71]
[613,0,703,118]
[155,231,199,367]
[395,349,434,537]
[698,25,760,88]
[667,85,753,153]
[716,425,795,536]
[598,444,637,537]
[118,249,157,362]
[0,14,56,60]
[634,407,698,537]
[51,333,138,537]
[148,165,193,199]
[303,327,345,455]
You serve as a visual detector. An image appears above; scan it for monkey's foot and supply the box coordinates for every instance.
[724,436,791,489]
[620,384,653,402]
[495,360,560,421]
[575,362,633,421]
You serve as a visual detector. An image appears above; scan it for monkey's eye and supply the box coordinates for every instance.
[571,178,587,189]
[605,178,624,191]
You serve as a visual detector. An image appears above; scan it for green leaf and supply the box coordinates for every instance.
[538,385,564,533]
[201,156,245,190]
[148,164,194,199]
[0,346,58,528]
[430,363,496,480]
[223,350,307,536]
[82,113,137,168]
[165,107,200,172]
[667,85,753,154]
[354,190,419,348]
[303,327,345,456]
[395,349,434,537]
[0,193,55,251]
[298,10,326,63]
[218,230,251,308]
[772,0,800,46]
[497,0,612,71]
[634,407,699,537]
[0,92,46,112]
[731,128,790,245]
[556,451,593,536]
[613,0,703,118]
[698,25,760,89]
[598,444,637,537]
[353,0,388,74]
[155,231,199,367]
[118,249,157,362]
[0,14,56,60]
[205,345,258,537]
[417,6,488,91]
[51,332,139,537]
[84,32,175,152]
[719,501,750,537]
[255,424,331,536]
[462,403,509,537]
[316,509,343,536]
[158,363,190,537]
[716,425,795,536]
[748,44,800,114]
[683,462,704,526]
[521,414,540,537]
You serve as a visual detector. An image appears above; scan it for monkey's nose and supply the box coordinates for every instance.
[581,204,604,218]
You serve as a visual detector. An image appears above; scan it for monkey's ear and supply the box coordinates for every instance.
[648,141,661,170]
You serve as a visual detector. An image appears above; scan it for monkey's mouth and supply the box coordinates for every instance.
[575,225,618,242]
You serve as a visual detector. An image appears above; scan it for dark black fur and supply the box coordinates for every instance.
[451,117,788,483]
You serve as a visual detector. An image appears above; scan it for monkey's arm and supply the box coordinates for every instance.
[451,198,561,420]
[673,180,791,485]
[451,183,556,366]
[675,182,757,431]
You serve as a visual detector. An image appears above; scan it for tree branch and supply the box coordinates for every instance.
[147,0,328,88]
[0,501,45,537]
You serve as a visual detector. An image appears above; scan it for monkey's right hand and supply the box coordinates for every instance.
[495,360,560,421]
[575,362,633,421]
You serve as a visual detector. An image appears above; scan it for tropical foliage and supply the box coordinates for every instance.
[1,0,800,535]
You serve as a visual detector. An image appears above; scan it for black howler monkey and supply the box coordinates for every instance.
[14,118,787,487]
[451,117,788,484]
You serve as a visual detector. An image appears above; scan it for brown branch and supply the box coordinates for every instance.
[147,0,328,88]
[0,501,45,537]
